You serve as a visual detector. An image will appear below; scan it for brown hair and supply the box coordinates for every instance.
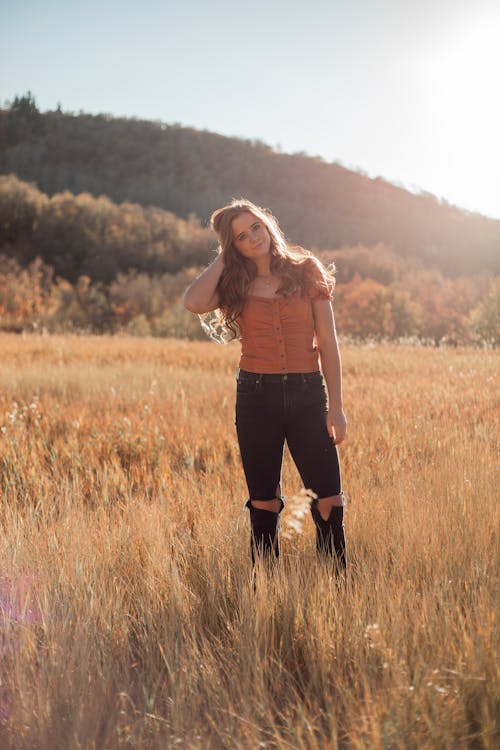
[203,198,335,341]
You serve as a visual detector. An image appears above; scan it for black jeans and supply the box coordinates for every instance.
[235,369,342,501]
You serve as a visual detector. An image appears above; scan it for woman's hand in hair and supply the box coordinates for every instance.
[326,407,347,445]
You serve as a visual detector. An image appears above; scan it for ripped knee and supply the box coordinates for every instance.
[315,492,345,521]
[249,498,283,513]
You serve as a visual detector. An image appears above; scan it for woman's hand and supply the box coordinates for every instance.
[326,407,347,445]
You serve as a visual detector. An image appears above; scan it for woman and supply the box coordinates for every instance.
[183,199,347,574]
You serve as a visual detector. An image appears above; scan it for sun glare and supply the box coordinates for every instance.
[416,6,500,215]
[432,10,500,121]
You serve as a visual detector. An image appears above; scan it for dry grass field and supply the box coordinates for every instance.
[0,333,498,749]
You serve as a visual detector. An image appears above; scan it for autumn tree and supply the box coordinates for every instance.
[468,277,500,347]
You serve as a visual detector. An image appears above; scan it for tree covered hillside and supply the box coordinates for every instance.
[0,175,497,345]
[1,94,499,275]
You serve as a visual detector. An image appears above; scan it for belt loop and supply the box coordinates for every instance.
[301,373,307,390]
[256,374,263,392]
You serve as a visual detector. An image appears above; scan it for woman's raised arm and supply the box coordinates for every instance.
[183,253,224,313]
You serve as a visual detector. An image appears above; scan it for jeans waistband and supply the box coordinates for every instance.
[237,368,322,384]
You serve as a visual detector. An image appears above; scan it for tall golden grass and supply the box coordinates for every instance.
[0,333,498,749]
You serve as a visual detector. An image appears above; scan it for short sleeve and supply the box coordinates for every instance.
[305,258,334,301]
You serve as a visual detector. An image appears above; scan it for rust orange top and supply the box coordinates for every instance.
[237,260,333,374]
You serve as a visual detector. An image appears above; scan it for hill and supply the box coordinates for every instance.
[0,175,497,345]
[1,94,499,275]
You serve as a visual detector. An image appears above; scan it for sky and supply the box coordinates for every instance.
[1,0,499,220]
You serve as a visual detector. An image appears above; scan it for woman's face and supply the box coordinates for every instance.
[231,212,272,261]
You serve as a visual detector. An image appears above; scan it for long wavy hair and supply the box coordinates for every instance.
[200,198,335,342]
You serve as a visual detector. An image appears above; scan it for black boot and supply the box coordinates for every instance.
[245,498,284,566]
[310,498,347,576]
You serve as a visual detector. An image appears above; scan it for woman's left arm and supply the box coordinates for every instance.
[312,299,347,445]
